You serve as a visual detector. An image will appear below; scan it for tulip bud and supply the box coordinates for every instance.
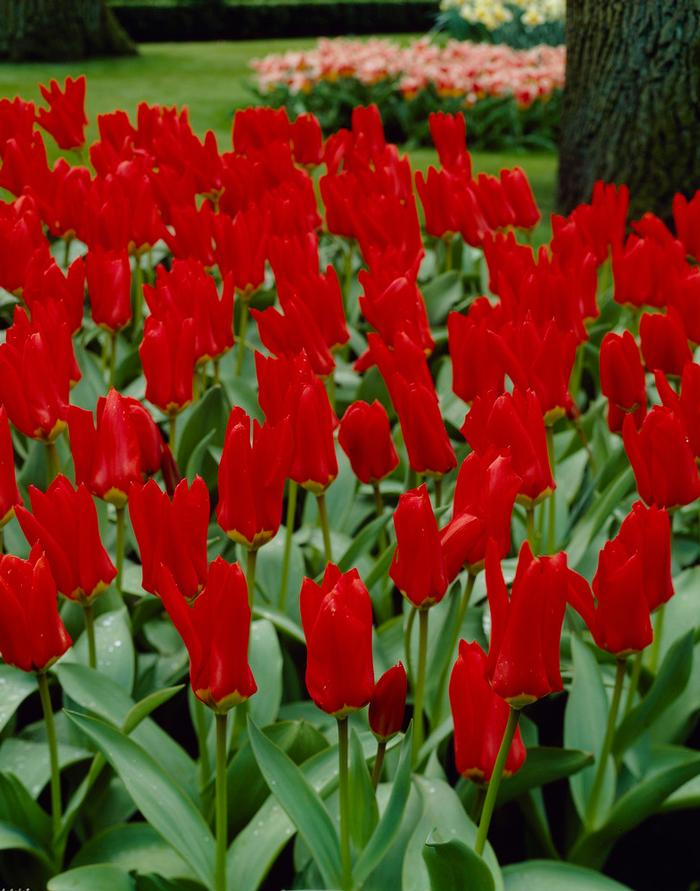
[0,548,72,672]
[600,331,647,433]
[449,640,526,781]
[369,663,407,741]
[300,564,375,716]
[338,401,398,485]
[500,167,540,230]
[36,76,87,150]
[640,309,692,377]
[85,248,132,333]
[390,485,448,608]
[156,558,257,713]
[140,315,196,415]
[0,406,21,528]
[673,192,700,261]
[655,362,700,458]
[428,111,470,175]
[290,113,323,166]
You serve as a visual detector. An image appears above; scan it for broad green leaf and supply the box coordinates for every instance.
[123,685,184,734]
[613,631,694,755]
[423,835,495,891]
[0,665,37,733]
[254,533,305,618]
[252,605,305,644]
[48,864,136,891]
[422,270,463,325]
[246,716,342,890]
[567,467,634,569]
[402,777,503,891]
[0,738,90,797]
[64,607,135,693]
[65,711,215,888]
[497,746,594,805]
[71,822,195,880]
[564,637,614,822]
[337,511,393,573]
[0,770,51,846]
[175,385,230,481]
[0,821,53,869]
[348,728,379,852]
[661,771,700,812]
[248,620,283,727]
[503,860,632,890]
[354,727,413,886]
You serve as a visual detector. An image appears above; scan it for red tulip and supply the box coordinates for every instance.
[252,293,335,378]
[485,540,590,707]
[0,407,20,528]
[0,199,50,295]
[428,111,470,175]
[338,401,398,485]
[462,389,554,505]
[36,76,87,150]
[500,167,540,230]
[217,407,291,550]
[233,106,290,156]
[473,173,515,230]
[69,389,163,507]
[0,548,72,672]
[156,558,257,712]
[616,501,674,612]
[655,362,700,458]
[673,191,700,261]
[23,256,86,336]
[276,264,348,353]
[415,168,461,239]
[300,563,375,716]
[639,309,692,377]
[448,299,507,405]
[667,270,700,345]
[358,272,434,358]
[85,248,132,333]
[622,407,700,508]
[129,477,209,601]
[212,204,269,297]
[290,113,323,166]
[16,476,116,603]
[140,315,196,415]
[599,331,647,433]
[369,663,407,741]
[449,640,526,781]
[390,484,448,608]
[440,450,521,581]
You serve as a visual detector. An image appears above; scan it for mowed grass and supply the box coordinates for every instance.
[0,40,557,232]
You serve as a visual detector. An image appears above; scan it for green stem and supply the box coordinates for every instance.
[194,698,211,796]
[433,572,476,726]
[109,330,117,389]
[412,609,429,767]
[168,414,177,452]
[235,302,249,378]
[316,493,333,563]
[434,477,443,509]
[648,606,666,674]
[83,603,97,670]
[0,527,3,555]
[404,606,417,684]
[475,707,521,855]
[326,372,336,415]
[214,357,221,384]
[470,785,486,824]
[337,717,352,891]
[38,672,61,846]
[115,506,126,593]
[407,468,418,491]
[585,659,626,828]
[443,234,454,272]
[246,548,257,606]
[546,425,556,553]
[193,367,201,403]
[526,505,536,553]
[372,480,388,555]
[215,711,228,891]
[133,257,143,339]
[624,652,643,716]
[63,236,72,270]
[46,441,59,483]
[371,739,387,789]
[279,480,298,611]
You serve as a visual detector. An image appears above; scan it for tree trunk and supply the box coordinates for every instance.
[557,0,700,222]
[0,0,137,61]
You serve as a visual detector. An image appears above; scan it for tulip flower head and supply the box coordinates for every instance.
[36,76,87,150]
[369,662,407,741]
[338,400,399,485]
[599,331,647,433]
[0,406,21,528]
[390,484,448,608]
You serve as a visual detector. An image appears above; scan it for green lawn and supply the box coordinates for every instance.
[0,40,556,229]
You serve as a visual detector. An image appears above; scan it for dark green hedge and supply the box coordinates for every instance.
[111,1,438,41]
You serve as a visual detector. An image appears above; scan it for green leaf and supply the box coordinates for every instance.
[252,605,305,644]
[123,685,185,734]
[0,737,90,798]
[354,727,413,886]
[422,270,464,325]
[0,820,54,869]
[71,822,195,880]
[0,770,51,846]
[65,711,215,888]
[63,607,135,693]
[613,631,694,755]
[503,860,632,890]
[246,716,342,890]
[567,466,634,569]
[248,620,282,727]
[497,746,594,805]
[337,511,393,573]
[175,385,230,483]
[48,864,136,891]
[254,533,305,616]
[348,728,379,852]
[564,637,615,822]
[0,664,37,733]
[423,835,495,891]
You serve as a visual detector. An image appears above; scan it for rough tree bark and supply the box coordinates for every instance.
[0,0,137,62]
[557,0,700,221]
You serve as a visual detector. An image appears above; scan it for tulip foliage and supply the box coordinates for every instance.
[0,76,698,891]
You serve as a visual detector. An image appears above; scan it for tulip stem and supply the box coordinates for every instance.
[246,548,257,606]
[0,527,3,555]
[115,506,126,593]
[168,414,177,453]
[443,234,454,272]
[279,481,298,611]
[133,257,143,338]
[215,711,228,891]
[63,236,72,270]
[585,658,626,828]
[316,493,333,563]
[525,505,536,553]
[434,477,442,509]
[624,651,643,716]
[326,373,336,414]
[648,606,666,674]
[83,603,97,670]
[109,330,117,388]
[404,606,417,683]
[38,671,62,847]
[337,717,352,891]
[235,303,249,377]
[371,739,387,789]
[194,698,211,795]
[371,481,388,556]
[412,609,429,767]
[433,571,476,726]
[475,706,520,856]
[545,425,556,553]
[46,441,60,483]
[214,358,221,385]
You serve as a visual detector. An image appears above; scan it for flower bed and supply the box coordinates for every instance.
[0,77,698,891]
[252,37,565,148]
